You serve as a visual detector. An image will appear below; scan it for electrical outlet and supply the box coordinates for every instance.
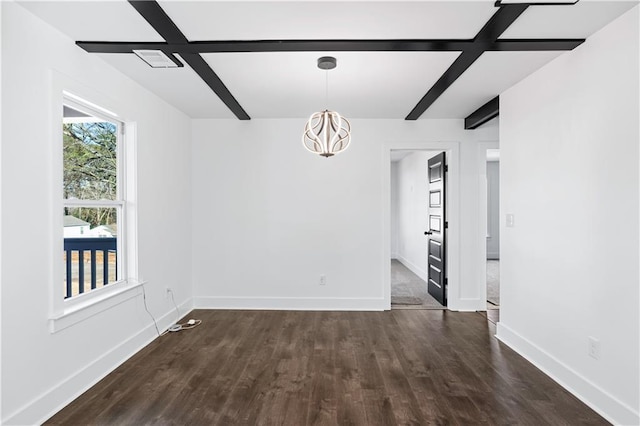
[588,336,600,360]
[319,275,326,286]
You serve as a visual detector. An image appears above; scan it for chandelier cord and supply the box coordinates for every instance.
[325,70,329,109]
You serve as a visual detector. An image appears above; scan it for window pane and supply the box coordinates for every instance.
[63,207,118,299]
[63,108,118,201]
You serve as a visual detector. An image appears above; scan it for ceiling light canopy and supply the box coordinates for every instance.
[303,57,351,158]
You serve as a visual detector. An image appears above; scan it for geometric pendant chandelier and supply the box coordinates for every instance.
[302,56,352,158]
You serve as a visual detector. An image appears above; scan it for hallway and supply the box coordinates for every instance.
[391,260,445,310]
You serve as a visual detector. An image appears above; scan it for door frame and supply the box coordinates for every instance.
[383,141,460,310]
[476,142,500,310]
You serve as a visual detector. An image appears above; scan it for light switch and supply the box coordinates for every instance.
[506,213,515,228]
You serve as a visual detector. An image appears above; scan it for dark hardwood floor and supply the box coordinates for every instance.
[478,308,500,325]
[46,310,607,425]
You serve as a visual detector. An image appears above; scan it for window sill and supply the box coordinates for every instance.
[49,280,145,333]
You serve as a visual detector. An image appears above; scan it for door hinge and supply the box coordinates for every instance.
[445,221,449,229]
[445,278,448,287]
[445,165,448,172]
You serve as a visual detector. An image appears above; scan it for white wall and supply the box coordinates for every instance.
[394,151,437,281]
[192,119,497,311]
[390,161,399,258]
[1,3,193,424]
[0,2,3,423]
[498,6,639,425]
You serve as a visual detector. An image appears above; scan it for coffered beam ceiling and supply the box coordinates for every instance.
[76,0,585,122]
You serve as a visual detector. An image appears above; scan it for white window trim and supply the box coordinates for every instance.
[62,98,128,301]
[49,72,139,333]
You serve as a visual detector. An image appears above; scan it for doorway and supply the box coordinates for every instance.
[383,141,461,311]
[390,149,446,310]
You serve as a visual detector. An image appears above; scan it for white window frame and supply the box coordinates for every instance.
[49,74,139,333]
[62,97,126,296]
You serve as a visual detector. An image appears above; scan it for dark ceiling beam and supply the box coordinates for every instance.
[178,55,249,120]
[127,0,250,120]
[478,4,530,40]
[77,38,584,55]
[495,0,578,5]
[77,41,170,53]
[190,39,473,53]
[128,0,188,43]
[405,51,484,121]
[464,96,499,129]
[77,39,475,54]
[490,39,584,51]
[406,4,529,120]
[179,53,249,120]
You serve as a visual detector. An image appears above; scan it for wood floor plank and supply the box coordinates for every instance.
[254,311,314,425]
[352,313,398,426]
[45,309,610,426]
[371,313,428,425]
[385,312,467,425]
[214,311,285,424]
[153,312,257,424]
[334,316,368,426]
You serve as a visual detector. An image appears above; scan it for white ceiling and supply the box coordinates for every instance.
[158,1,496,40]
[202,51,462,119]
[18,0,639,120]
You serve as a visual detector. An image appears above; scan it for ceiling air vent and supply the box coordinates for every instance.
[133,50,180,68]
[496,0,578,3]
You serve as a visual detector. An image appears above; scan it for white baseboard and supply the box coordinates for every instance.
[396,255,427,282]
[496,322,639,426]
[3,298,193,426]
[194,296,386,311]
[449,298,485,312]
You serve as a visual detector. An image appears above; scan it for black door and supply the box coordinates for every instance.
[425,152,447,306]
